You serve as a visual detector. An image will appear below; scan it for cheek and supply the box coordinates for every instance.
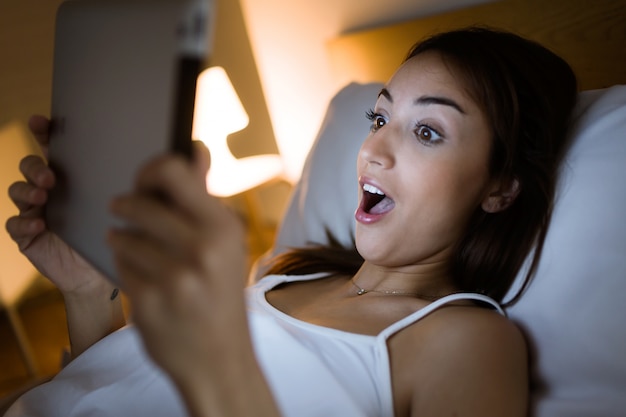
[415,159,491,230]
[446,162,492,220]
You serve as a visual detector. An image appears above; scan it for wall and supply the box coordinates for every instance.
[238,0,494,181]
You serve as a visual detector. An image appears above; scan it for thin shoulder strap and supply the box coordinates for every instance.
[378,293,505,341]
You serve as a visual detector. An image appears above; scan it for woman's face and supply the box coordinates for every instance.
[355,51,497,272]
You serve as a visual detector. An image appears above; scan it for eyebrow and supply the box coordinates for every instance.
[378,88,466,115]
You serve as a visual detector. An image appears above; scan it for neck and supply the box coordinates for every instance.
[350,261,458,298]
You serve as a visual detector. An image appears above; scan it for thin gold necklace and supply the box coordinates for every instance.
[350,277,443,301]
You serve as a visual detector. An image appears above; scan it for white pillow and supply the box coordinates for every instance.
[271,82,382,252]
[248,81,382,282]
[508,85,626,417]
[265,82,626,416]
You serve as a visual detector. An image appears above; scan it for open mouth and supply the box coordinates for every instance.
[362,183,395,214]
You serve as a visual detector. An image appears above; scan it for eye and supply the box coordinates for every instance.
[415,123,443,145]
[366,109,386,132]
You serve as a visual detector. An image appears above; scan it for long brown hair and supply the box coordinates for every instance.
[267,27,578,305]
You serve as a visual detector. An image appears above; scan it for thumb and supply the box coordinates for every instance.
[191,140,211,181]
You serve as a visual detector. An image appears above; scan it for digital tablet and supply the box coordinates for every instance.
[45,0,214,286]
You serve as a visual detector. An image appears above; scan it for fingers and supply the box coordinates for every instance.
[108,152,247,289]
[28,115,51,158]
[192,140,211,179]
[6,178,48,252]
[8,181,45,211]
[5,215,46,251]
[6,155,56,251]
[5,151,53,256]
[109,192,196,256]
[132,154,225,231]
[8,155,55,213]
[19,155,55,188]
[8,156,51,212]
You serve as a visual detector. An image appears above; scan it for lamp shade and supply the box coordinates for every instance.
[192,66,249,141]
[192,66,283,197]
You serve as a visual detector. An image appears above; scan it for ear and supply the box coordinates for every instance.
[482,178,520,213]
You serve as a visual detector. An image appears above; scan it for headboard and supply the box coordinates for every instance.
[327,0,626,91]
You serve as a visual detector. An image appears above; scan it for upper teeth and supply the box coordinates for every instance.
[363,183,384,195]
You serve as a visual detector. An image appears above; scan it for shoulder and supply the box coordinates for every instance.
[389,304,528,417]
[422,301,525,352]
[393,298,526,360]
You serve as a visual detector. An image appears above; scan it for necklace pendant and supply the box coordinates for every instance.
[357,288,367,295]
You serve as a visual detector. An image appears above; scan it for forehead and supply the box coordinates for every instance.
[386,51,473,102]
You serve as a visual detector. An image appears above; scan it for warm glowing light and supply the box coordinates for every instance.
[192,66,283,197]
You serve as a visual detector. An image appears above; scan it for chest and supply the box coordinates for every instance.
[265,278,428,336]
[261,279,431,417]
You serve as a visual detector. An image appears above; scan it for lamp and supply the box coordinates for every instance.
[192,66,283,197]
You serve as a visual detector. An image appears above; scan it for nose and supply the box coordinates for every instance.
[358,129,396,169]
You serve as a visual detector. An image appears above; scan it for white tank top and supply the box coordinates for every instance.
[247,273,505,417]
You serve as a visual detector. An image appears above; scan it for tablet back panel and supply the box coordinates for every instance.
[46,0,213,285]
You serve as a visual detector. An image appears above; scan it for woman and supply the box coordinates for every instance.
[6,27,577,416]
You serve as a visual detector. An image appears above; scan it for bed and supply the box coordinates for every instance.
[4,0,626,415]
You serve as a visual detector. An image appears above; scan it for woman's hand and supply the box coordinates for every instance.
[108,141,248,375]
[6,115,108,293]
[108,143,280,416]
[5,115,124,358]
